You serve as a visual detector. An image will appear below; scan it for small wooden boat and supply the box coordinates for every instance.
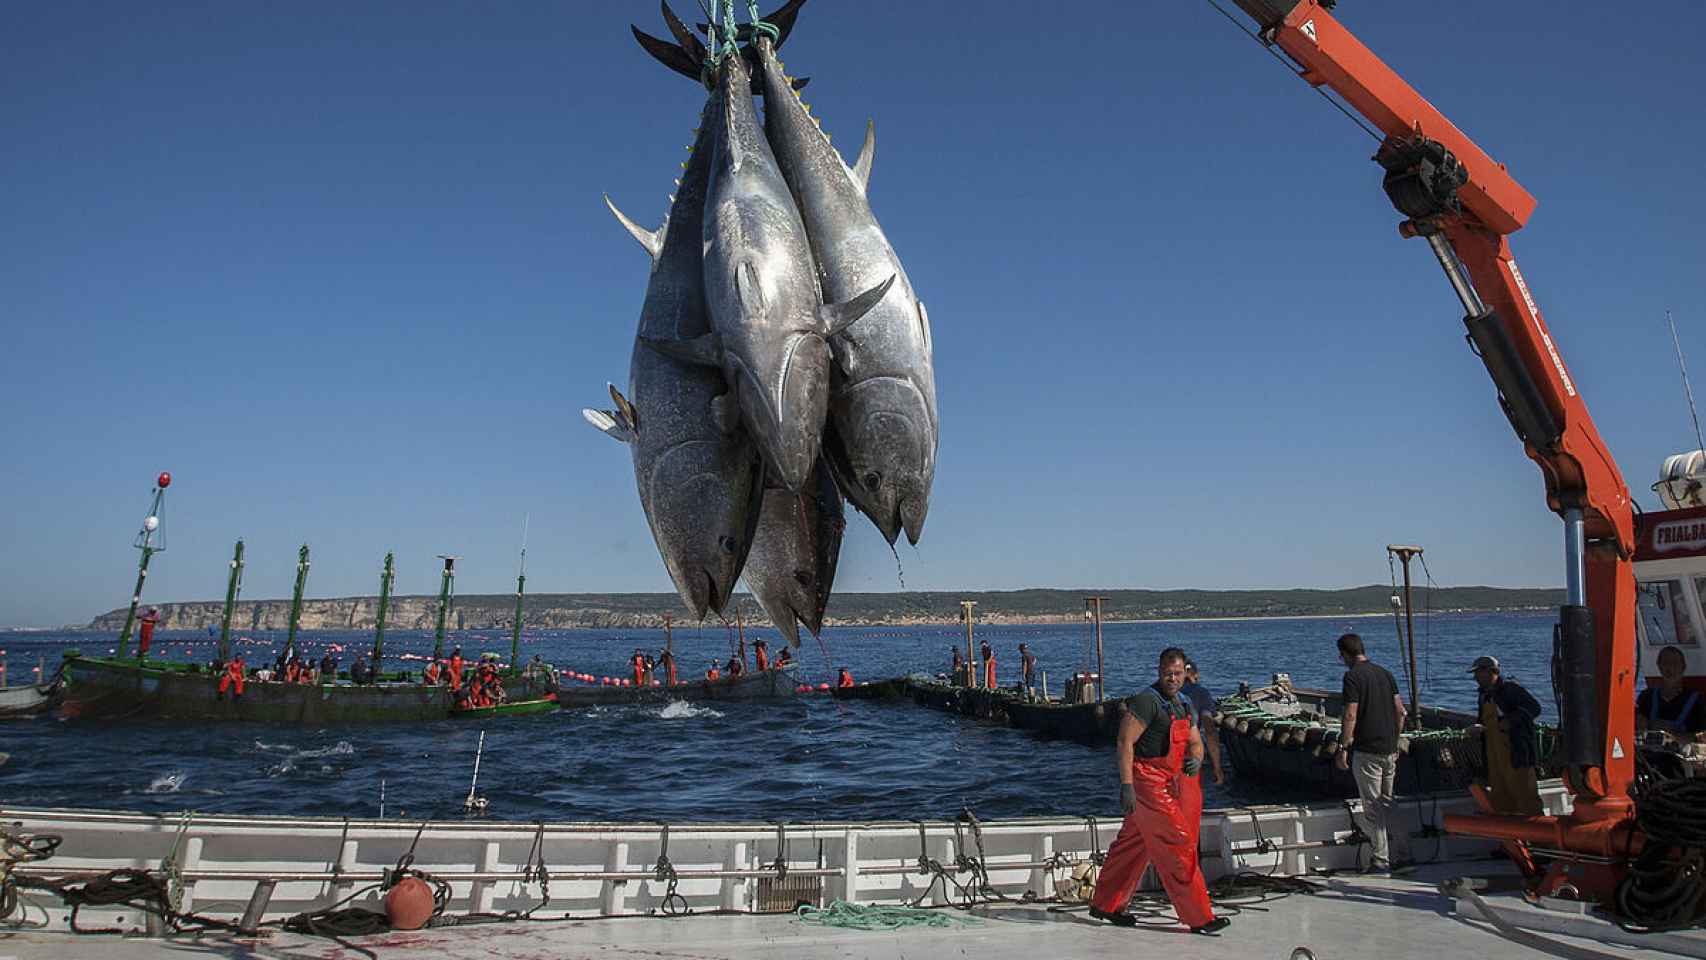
[452,693,559,720]
[0,674,62,720]
[1218,678,1561,799]
[830,676,911,701]
[554,665,801,709]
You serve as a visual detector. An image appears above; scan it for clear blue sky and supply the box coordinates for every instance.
[3,1,1703,627]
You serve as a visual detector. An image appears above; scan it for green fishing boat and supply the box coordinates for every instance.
[451,692,560,720]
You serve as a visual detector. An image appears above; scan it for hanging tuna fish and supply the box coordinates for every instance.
[585,93,765,621]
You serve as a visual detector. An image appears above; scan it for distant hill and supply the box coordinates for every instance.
[87,585,1561,631]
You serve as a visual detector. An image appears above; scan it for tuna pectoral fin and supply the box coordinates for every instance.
[604,195,663,260]
[852,119,875,193]
[607,383,641,435]
[640,333,723,368]
[819,274,896,336]
[582,408,634,444]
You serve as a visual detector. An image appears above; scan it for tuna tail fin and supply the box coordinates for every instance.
[640,332,723,368]
[852,120,875,193]
[603,195,663,260]
[632,22,809,92]
[660,1,709,62]
[819,274,896,337]
[582,408,634,444]
[631,25,702,83]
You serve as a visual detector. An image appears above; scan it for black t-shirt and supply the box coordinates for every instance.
[1638,686,1706,734]
[1342,660,1401,755]
[1123,684,1193,759]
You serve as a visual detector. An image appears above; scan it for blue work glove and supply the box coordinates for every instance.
[1120,783,1136,815]
[1182,757,1203,776]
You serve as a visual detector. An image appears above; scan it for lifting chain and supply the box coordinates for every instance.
[652,824,687,916]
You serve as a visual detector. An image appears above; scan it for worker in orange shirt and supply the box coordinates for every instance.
[754,639,770,672]
[981,640,996,689]
[837,667,855,688]
[706,662,721,681]
[217,654,246,700]
[448,647,466,691]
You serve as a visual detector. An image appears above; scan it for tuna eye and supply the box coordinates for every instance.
[863,471,882,491]
[719,535,739,555]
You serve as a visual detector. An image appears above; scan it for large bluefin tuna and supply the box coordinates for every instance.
[743,457,845,647]
[754,39,939,545]
[584,95,764,620]
[645,47,893,493]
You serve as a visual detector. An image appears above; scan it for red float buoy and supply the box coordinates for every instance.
[156,471,172,489]
[818,683,831,690]
[384,875,435,930]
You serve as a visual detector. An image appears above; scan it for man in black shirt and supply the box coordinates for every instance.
[1336,633,1407,872]
[1089,648,1227,934]
[1639,645,1706,738]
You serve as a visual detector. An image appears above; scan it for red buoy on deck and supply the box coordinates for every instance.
[384,875,435,930]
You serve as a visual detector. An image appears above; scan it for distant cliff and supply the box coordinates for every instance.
[86,585,1562,632]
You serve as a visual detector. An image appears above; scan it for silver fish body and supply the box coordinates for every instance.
[743,457,845,647]
[755,40,939,545]
[586,95,764,620]
[699,50,833,493]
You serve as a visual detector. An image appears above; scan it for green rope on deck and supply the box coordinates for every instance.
[794,900,978,931]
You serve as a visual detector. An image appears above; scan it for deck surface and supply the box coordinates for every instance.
[3,863,1691,960]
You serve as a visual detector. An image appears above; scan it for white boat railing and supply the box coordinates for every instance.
[0,783,1571,935]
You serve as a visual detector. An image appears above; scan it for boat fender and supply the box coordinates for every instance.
[384,875,435,930]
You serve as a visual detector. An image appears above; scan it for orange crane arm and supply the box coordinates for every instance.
[1225,0,1640,901]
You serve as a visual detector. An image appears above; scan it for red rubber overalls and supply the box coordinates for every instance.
[218,658,246,698]
[1090,696,1215,928]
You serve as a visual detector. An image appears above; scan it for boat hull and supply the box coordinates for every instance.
[555,666,801,708]
[1005,699,1122,744]
[830,677,910,701]
[1218,683,1560,799]
[0,680,61,719]
[59,655,451,723]
[451,695,559,720]
[903,678,1025,723]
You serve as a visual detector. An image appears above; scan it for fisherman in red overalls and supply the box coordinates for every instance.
[217,654,246,700]
[631,649,646,687]
[138,608,159,657]
[1089,647,1228,935]
[448,647,466,691]
[754,639,770,672]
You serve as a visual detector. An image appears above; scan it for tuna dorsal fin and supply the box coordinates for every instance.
[603,195,663,259]
[582,407,634,444]
[640,332,723,368]
[819,274,895,336]
[607,384,641,435]
[852,119,875,193]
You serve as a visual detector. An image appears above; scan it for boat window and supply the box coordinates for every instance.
[1637,579,1702,648]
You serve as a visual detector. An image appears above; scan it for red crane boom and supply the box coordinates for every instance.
[1224,0,1639,902]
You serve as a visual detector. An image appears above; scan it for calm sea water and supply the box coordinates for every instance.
[0,611,1556,822]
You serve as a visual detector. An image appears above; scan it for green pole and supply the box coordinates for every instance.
[217,540,245,662]
[372,552,394,672]
[284,544,310,664]
[433,555,457,660]
[510,517,528,677]
[117,480,169,659]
